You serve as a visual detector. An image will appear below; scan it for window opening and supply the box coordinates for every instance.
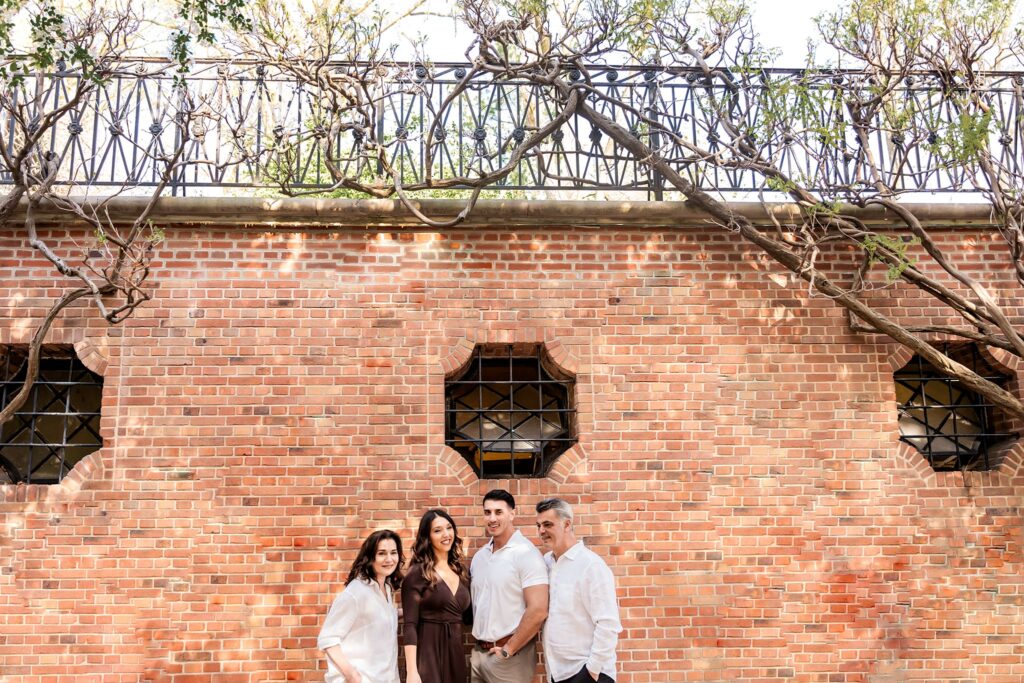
[445,344,576,478]
[0,348,103,484]
[895,344,1013,471]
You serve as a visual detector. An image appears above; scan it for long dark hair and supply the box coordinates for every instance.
[345,529,404,591]
[411,509,468,586]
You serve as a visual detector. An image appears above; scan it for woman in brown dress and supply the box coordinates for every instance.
[402,509,472,683]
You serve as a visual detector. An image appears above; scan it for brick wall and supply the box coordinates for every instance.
[1,219,1022,682]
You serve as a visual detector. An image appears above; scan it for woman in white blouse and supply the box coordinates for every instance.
[317,529,404,683]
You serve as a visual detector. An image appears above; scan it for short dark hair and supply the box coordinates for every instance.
[483,488,516,510]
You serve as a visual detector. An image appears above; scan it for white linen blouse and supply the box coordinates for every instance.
[317,577,400,683]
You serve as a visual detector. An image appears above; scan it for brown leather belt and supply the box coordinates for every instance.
[476,634,512,650]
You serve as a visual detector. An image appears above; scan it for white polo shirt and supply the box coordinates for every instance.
[470,529,549,642]
[317,578,400,683]
[543,541,622,682]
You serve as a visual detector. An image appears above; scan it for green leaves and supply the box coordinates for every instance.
[765,175,797,194]
[705,0,747,27]
[862,233,920,282]
[926,109,994,163]
[0,0,23,83]
[817,0,929,64]
[28,2,61,69]
[0,1,101,87]
[624,0,674,55]
[173,0,253,75]
[147,221,166,246]
[754,75,847,146]
[0,0,22,56]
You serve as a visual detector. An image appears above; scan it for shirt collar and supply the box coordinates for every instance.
[559,540,585,561]
[486,529,523,553]
[358,576,393,603]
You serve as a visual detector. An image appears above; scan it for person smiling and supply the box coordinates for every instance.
[317,530,404,683]
[402,509,473,683]
[535,498,621,683]
[470,489,549,683]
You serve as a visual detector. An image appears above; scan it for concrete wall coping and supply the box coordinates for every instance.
[8,196,1003,230]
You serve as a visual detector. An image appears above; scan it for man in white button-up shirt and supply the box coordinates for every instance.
[470,489,549,683]
[536,498,622,683]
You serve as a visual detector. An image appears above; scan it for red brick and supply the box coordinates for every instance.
[0,223,1022,681]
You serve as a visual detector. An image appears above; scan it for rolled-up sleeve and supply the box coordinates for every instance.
[583,562,622,675]
[318,589,358,651]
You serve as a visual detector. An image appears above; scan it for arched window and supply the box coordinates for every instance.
[445,344,576,478]
[0,347,103,484]
[895,344,1014,471]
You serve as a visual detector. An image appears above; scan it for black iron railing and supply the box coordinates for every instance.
[2,60,1023,196]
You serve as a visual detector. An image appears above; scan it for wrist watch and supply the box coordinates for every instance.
[500,647,511,659]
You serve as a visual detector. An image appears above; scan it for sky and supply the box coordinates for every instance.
[751,0,837,65]
[389,0,855,67]
[21,0,1023,68]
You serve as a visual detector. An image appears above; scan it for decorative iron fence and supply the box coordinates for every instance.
[2,60,1023,197]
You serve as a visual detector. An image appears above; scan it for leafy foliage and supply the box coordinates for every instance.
[0,0,98,86]
[172,0,252,74]
[862,233,921,283]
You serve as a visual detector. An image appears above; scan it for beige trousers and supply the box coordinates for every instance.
[470,641,537,683]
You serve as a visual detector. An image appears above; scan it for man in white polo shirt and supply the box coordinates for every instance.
[470,489,549,683]
[535,498,622,683]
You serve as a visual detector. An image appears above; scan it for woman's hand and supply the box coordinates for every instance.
[403,644,420,683]
[324,645,362,683]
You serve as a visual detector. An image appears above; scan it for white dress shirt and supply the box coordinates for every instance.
[543,541,622,682]
[317,577,400,683]
[470,529,549,641]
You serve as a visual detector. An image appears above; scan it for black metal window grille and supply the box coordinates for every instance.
[895,345,1013,471]
[445,345,576,478]
[0,350,103,484]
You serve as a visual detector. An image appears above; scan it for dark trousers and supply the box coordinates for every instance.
[553,665,614,683]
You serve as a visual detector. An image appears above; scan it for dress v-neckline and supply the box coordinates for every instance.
[438,573,461,600]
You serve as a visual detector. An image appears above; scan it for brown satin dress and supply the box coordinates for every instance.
[402,562,472,683]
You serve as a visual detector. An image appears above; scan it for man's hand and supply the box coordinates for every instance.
[500,583,548,657]
[487,645,506,658]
